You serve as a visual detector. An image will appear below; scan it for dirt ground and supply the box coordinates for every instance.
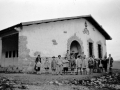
[0,70,120,90]
[0,73,106,90]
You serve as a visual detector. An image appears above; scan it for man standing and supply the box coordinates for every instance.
[108,54,114,73]
[103,56,108,73]
[57,55,63,75]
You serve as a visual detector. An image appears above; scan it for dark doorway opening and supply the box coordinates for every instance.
[98,44,102,58]
[89,42,93,57]
[70,40,81,59]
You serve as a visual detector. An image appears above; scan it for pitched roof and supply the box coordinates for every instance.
[0,15,112,40]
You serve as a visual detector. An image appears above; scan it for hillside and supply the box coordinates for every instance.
[113,61,120,69]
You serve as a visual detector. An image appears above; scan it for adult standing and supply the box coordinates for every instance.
[107,54,114,73]
[35,55,42,74]
[103,56,108,73]
[56,55,63,75]
[35,55,41,64]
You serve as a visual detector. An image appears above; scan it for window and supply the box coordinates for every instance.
[13,51,15,57]
[5,51,9,58]
[98,44,102,58]
[9,51,12,58]
[5,50,18,58]
[89,42,93,57]
[16,50,18,57]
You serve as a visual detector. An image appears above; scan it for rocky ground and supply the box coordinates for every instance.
[0,69,120,90]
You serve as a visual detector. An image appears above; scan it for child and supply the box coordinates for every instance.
[51,56,57,75]
[88,56,94,74]
[44,57,50,74]
[70,54,76,74]
[82,55,87,75]
[76,55,82,75]
[62,57,69,74]
[99,58,103,73]
[94,59,99,73]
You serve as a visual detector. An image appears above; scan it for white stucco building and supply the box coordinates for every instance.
[0,15,112,72]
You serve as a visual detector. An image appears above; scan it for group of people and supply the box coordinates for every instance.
[34,50,114,75]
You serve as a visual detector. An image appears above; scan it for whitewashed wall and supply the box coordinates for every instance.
[0,38,2,66]
[19,18,106,59]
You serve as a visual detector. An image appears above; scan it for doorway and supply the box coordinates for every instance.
[70,40,81,59]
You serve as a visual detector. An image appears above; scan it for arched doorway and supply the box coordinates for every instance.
[70,40,81,59]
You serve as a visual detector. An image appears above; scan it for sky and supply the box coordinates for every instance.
[0,0,120,60]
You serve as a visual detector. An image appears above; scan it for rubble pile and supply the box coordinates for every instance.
[0,65,22,73]
[49,73,120,90]
[0,77,28,90]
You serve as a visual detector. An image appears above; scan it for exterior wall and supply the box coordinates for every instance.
[19,18,106,72]
[0,38,2,66]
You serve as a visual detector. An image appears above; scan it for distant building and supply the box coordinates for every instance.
[0,15,112,72]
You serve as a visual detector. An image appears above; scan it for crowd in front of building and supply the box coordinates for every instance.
[34,50,114,75]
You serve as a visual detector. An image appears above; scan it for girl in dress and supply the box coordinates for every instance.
[51,56,57,75]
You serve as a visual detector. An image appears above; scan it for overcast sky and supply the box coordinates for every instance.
[0,0,120,60]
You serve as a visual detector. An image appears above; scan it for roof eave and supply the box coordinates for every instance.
[85,15,112,40]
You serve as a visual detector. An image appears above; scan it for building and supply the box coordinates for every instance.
[0,15,112,72]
